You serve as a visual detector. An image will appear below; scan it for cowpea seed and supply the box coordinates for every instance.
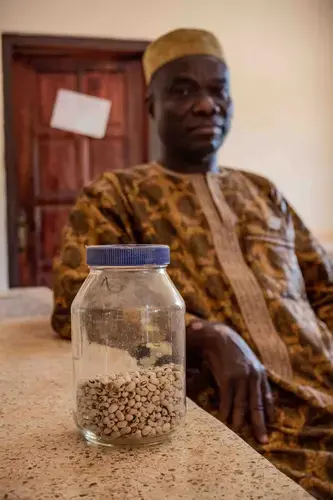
[147,404,155,414]
[142,426,152,436]
[115,410,125,421]
[127,381,136,392]
[117,421,128,429]
[149,377,159,386]
[113,379,124,389]
[109,403,118,413]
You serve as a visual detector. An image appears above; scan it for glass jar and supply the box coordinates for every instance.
[71,245,186,446]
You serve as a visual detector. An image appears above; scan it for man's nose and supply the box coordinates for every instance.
[192,94,220,116]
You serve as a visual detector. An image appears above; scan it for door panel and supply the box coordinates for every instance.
[37,206,70,261]
[36,205,72,286]
[81,71,125,135]
[89,137,126,178]
[37,73,77,128]
[36,137,82,197]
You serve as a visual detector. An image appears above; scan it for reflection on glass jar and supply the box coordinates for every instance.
[71,245,186,446]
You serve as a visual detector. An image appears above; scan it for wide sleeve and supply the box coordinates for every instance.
[51,176,134,339]
[290,208,333,332]
[249,171,333,333]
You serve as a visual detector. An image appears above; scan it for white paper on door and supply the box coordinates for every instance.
[50,89,112,139]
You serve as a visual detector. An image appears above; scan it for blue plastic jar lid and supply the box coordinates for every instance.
[86,245,170,267]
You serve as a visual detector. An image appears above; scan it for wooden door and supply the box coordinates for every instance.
[11,53,147,288]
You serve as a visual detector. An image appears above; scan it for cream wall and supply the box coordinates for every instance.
[1,0,333,290]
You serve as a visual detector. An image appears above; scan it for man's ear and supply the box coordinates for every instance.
[145,91,155,118]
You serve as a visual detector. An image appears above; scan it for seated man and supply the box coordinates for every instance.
[52,28,333,499]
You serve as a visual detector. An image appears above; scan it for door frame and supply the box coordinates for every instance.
[2,33,149,287]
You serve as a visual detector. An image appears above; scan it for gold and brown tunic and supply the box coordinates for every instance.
[52,163,333,499]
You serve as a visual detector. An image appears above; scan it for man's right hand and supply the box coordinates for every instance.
[187,320,275,444]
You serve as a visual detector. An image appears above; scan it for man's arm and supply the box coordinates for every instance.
[249,171,333,332]
[290,206,333,331]
[51,175,134,339]
[263,174,333,331]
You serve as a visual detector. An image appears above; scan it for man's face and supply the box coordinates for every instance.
[149,55,233,159]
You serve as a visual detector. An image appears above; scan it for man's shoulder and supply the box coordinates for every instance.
[84,163,158,195]
[223,166,274,188]
[106,163,158,179]
[222,166,278,197]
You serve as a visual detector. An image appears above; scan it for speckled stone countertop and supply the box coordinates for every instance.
[0,287,53,319]
[0,315,313,500]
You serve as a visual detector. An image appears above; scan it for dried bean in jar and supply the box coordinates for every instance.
[76,364,185,442]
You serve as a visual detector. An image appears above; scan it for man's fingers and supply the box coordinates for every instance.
[262,375,275,424]
[231,379,248,432]
[206,352,233,423]
[219,378,233,423]
[249,373,268,444]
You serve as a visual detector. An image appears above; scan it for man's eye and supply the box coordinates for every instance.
[215,88,228,99]
[172,86,191,97]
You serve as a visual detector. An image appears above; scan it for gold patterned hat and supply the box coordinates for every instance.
[143,28,225,85]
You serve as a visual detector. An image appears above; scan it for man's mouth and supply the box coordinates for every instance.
[188,124,223,136]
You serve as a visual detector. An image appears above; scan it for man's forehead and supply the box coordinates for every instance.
[158,55,229,83]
